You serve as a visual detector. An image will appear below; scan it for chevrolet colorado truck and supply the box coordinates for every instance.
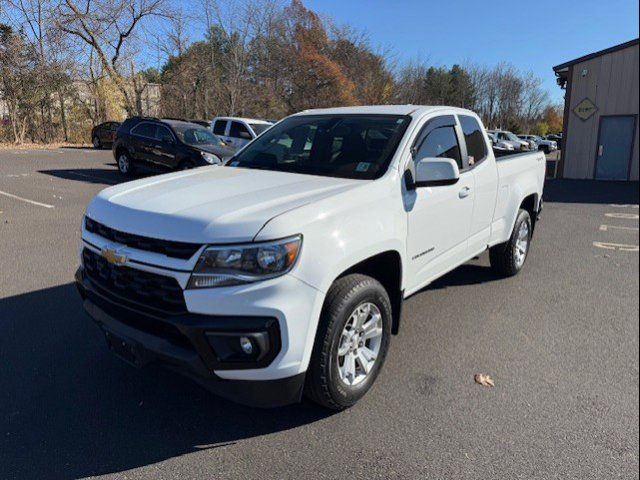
[76,105,545,409]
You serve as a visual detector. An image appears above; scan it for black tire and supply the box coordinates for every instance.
[179,160,195,170]
[116,150,135,176]
[304,274,392,410]
[489,209,532,277]
[92,136,101,149]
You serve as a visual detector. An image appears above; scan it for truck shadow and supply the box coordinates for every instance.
[0,283,332,480]
[544,179,639,205]
[426,263,502,291]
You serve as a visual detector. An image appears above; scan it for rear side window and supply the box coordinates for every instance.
[229,121,251,139]
[414,126,462,169]
[131,123,157,138]
[213,120,227,136]
[459,115,487,166]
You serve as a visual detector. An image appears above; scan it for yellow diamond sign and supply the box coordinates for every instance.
[573,98,598,121]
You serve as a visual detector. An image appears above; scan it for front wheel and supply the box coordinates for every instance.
[489,209,532,277]
[92,136,101,149]
[304,274,392,410]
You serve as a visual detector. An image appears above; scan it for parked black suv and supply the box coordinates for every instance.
[112,117,235,175]
[91,121,121,149]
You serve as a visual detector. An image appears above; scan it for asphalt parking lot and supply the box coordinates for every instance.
[1,148,638,480]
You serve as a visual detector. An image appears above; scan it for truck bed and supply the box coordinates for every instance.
[490,150,546,245]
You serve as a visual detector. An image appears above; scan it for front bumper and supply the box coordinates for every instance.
[76,267,309,407]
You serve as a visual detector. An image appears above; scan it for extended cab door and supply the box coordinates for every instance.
[405,115,475,291]
[457,115,499,254]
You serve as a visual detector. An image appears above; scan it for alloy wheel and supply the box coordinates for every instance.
[336,302,383,386]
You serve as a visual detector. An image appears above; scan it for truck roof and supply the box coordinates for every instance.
[293,105,477,118]
[212,116,273,125]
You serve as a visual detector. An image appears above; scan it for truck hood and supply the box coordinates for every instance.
[86,166,360,244]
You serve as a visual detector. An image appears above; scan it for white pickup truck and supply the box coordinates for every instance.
[76,105,545,409]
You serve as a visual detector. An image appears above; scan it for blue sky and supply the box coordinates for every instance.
[303,0,639,102]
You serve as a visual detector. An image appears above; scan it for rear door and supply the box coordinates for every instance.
[405,115,475,291]
[458,115,499,254]
[595,115,636,180]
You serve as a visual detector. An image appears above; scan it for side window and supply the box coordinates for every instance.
[415,126,463,170]
[213,120,227,136]
[459,115,488,166]
[131,122,157,139]
[229,121,251,139]
[155,125,174,143]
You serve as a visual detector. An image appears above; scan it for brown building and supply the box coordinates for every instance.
[553,38,639,181]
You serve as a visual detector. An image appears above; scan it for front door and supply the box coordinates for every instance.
[405,117,475,292]
[595,116,636,180]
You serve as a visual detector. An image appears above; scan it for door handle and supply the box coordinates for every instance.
[459,187,471,199]
[598,145,603,156]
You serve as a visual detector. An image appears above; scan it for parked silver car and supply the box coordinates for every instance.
[519,135,557,154]
[488,130,530,151]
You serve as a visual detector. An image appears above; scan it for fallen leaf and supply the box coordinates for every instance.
[474,373,495,387]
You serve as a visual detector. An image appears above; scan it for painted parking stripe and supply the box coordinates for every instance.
[599,224,639,232]
[0,189,54,208]
[604,212,639,220]
[593,241,639,252]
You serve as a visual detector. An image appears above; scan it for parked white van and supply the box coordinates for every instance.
[211,117,273,150]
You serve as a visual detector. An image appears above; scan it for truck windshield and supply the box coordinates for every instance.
[229,115,411,180]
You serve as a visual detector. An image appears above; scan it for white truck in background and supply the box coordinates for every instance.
[77,105,545,409]
[210,117,274,150]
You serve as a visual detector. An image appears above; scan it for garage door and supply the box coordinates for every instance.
[595,115,636,180]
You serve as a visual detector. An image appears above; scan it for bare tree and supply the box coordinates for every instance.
[520,71,549,132]
[56,0,167,115]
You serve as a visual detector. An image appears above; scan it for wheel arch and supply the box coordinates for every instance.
[519,193,539,234]
[334,250,404,335]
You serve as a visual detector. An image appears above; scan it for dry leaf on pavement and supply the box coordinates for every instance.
[474,373,495,387]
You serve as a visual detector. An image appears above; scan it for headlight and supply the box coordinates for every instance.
[188,235,302,288]
[201,152,222,165]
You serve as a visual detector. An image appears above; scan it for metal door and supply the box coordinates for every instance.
[595,116,636,180]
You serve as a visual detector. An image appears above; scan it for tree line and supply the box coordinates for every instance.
[0,0,562,144]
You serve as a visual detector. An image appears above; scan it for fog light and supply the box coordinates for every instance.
[239,336,253,355]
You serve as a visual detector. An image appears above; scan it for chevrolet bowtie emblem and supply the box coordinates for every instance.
[101,246,128,266]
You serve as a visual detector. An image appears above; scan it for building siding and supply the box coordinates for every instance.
[563,43,639,180]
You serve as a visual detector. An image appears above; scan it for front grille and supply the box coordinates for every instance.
[85,217,201,260]
[82,248,187,316]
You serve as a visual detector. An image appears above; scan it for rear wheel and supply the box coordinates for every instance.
[92,136,101,149]
[117,151,134,176]
[489,209,532,277]
[304,274,392,410]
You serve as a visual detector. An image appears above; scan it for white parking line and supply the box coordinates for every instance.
[599,224,639,232]
[593,242,639,252]
[605,212,639,220]
[0,189,54,208]
[609,204,639,209]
